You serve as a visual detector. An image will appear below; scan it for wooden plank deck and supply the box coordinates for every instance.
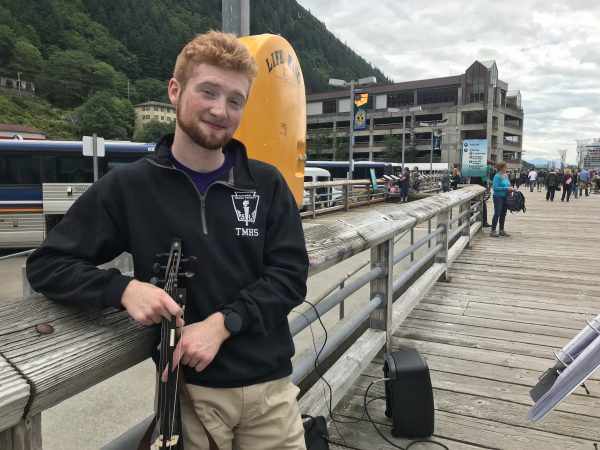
[325,188,600,449]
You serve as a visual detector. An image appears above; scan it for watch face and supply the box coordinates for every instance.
[225,311,243,334]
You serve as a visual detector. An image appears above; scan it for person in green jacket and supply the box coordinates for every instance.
[545,168,559,201]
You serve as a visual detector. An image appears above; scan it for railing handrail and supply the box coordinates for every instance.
[0,249,35,262]
[0,186,486,449]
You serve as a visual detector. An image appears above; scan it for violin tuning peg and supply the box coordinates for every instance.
[181,256,197,264]
[179,271,194,278]
[155,252,169,258]
[150,277,165,286]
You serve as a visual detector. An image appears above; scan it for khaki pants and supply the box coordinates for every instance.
[181,376,306,450]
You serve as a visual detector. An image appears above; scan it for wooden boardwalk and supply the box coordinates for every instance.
[325,188,600,449]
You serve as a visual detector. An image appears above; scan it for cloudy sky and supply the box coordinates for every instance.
[296,0,600,163]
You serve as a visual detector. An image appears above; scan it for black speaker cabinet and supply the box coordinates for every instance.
[383,349,434,438]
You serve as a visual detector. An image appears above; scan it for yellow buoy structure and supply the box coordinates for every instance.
[236,34,306,206]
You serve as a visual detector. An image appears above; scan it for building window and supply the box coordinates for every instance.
[387,91,413,108]
[323,99,337,114]
[417,87,457,105]
[161,116,164,121]
[154,106,159,111]
[466,63,486,103]
[154,115,158,119]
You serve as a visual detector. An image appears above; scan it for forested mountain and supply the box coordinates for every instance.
[0,0,389,139]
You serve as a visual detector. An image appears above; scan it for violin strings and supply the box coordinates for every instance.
[154,248,185,448]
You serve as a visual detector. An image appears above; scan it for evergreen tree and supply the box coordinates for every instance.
[134,119,175,142]
[75,91,134,140]
[382,135,402,162]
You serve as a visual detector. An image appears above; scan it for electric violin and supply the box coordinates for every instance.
[139,238,194,450]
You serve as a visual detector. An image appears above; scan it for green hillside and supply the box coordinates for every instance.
[0,0,390,139]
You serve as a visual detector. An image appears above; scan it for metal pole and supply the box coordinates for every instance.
[348,80,355,179]
[92,133,99,182]
[429,122,434,173]
[401,110,406,169]
[221,0,250,36]
[17,72,22,98]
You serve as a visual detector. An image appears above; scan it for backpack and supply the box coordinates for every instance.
[302,415,330,450]
[506,191,526,213]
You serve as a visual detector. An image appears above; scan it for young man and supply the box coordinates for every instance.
[528,168,537,192]
[26,31,308,450]
[546,167,559,201]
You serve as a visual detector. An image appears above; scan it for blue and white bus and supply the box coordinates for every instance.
[305,160,399,180]
[0,139,155,248]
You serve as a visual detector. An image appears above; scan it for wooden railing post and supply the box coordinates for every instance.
[0,414,42,450]
[369,237,394,355]
[343,184,350,212]
[21,266,33,297]
[436,209,450,282]
[310,187,316,219]
[462,199,472,248]
[481,193,486,228]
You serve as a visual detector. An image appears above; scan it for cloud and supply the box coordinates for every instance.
[296,0,600,164]
[560,107,594,120]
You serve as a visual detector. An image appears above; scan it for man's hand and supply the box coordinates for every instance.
[162,313,230,381]
[121,279,184,326]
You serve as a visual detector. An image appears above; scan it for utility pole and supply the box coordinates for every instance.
[222,0,250,36]
[17,72,22,98]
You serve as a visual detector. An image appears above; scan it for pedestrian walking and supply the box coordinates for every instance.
[561,169,573,202]
[537,170,545,192]
[579,168,590,196]
[571,169,579,199]
[528,168,537,192]
[441,169,450,192]
[451,168,461,190]
[546,168,559,201]
[412,167,421,193]
[490,161,513,237]
[399,166,410,202]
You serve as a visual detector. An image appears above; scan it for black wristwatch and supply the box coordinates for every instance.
[220,308,243,335]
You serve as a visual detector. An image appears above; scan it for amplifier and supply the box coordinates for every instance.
[383,349,434,438]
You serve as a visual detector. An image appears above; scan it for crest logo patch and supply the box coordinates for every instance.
[231,192,260,226]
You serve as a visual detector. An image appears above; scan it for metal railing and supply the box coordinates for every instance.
[300,178,389,218]
[0,186,486,449]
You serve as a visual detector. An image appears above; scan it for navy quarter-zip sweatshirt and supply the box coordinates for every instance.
[26,133,309,387]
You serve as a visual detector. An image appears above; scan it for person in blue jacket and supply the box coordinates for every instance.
[490,161,513,237]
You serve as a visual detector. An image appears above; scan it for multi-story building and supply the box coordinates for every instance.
[0,76,35,97]
[575,138,600,171]
[133,101,176,135]
[306,60,524,169]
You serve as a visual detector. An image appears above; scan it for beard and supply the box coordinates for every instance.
[176,107,233,150]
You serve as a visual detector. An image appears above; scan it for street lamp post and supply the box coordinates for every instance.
[420,119,447,172]
[388,106,422,169]
[328,76,376,179]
